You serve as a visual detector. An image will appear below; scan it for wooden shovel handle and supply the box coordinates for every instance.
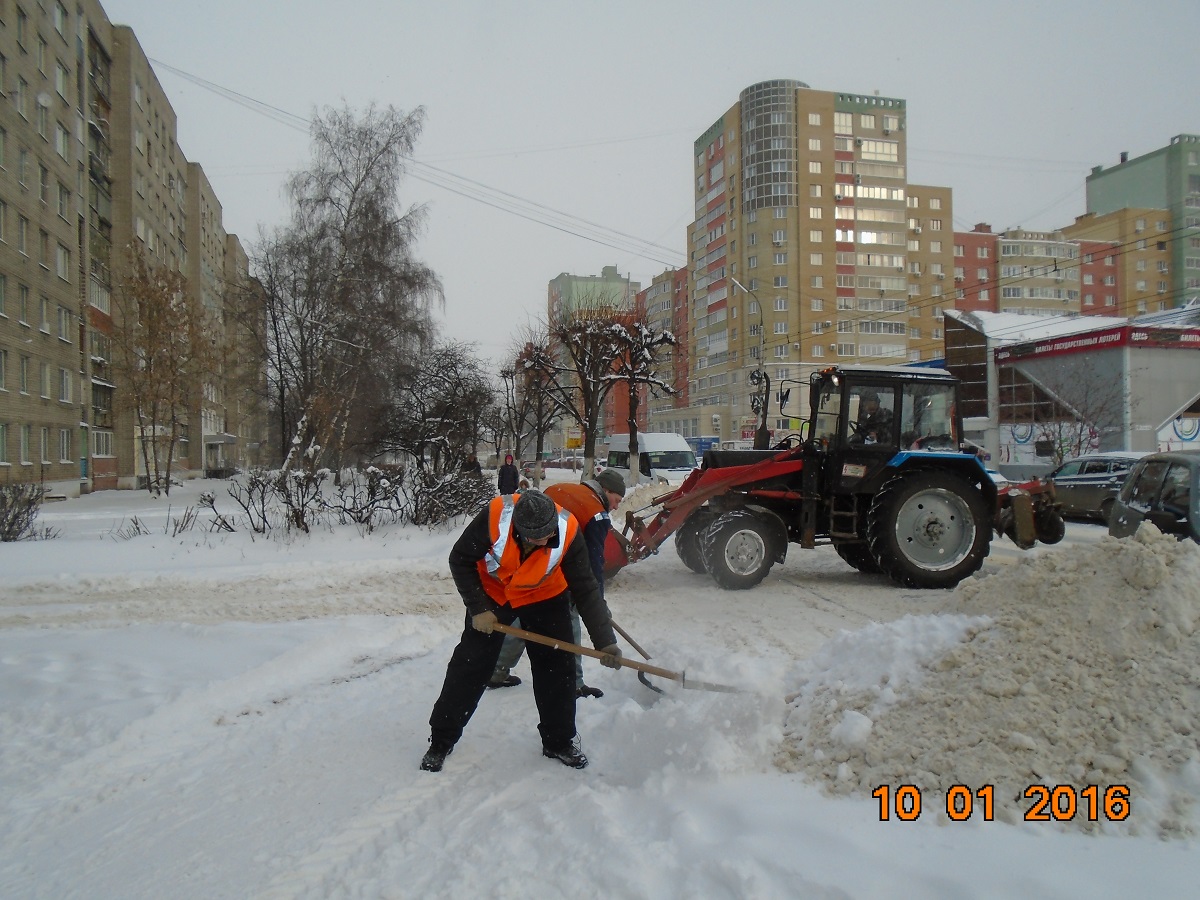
[492,622,683,682]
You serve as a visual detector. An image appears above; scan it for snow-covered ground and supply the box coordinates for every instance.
[2,472,1198,899]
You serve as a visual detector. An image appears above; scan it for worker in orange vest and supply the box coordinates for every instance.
[488,469,627,697]
[421,490,622,773]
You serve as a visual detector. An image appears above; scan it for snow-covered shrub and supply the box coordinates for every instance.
[0,483,46,542]
[326,466,406,534]
[405,468,493,527]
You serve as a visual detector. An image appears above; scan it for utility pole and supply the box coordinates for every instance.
[732,278,772,449]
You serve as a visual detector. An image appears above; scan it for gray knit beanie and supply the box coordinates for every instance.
[595,468,626,498]
[512,490,558,541]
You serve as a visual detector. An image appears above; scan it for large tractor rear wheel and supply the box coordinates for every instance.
[702,509,776,590]
[867,470,990,589]
[674,509,715,574]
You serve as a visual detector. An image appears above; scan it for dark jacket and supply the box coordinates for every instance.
[544,480,611,592]
[448,506,616,649]
[497,463,520,495]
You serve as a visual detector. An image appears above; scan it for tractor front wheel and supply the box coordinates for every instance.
[702,509,776,590]
[867,470,990,589]
[834,540,883,574]
[674,509,714,574]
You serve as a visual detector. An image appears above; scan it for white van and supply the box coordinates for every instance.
[604,432,698,484]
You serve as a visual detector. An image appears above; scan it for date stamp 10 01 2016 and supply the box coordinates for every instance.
[871,784,1131,823]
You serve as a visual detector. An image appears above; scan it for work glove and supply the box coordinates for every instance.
[471,610,498,634]
[597,643,623,669]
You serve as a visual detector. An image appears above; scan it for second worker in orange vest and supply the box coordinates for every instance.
[488,469,627,697]
[421,490,622,773]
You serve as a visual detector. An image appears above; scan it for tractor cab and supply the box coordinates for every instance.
[803,365,986,499]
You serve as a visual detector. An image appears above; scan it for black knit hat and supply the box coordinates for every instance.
[513,490,558,541]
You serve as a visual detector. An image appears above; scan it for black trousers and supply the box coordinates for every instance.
[428,592,576,750]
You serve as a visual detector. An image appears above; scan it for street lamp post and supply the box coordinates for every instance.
[731,277,772,449]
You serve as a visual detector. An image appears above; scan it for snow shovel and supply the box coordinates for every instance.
[492,622,740,694]
[609,619,664,695]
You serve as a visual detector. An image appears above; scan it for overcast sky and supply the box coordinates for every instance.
[100,0,1200,360]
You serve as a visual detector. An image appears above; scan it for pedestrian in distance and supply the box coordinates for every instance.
[421,489,623,773]
[461,453,482,477]
[497,453,520,495]
[488,468,627,698]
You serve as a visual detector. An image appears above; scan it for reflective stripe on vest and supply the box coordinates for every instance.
[484,494,517,577]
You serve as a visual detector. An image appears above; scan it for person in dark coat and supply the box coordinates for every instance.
[488,468,627,698]
[497,454,520,494]
[420,490,622,773]
[461,454,482,477]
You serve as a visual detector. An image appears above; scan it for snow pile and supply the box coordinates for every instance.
[780,527,1200,836]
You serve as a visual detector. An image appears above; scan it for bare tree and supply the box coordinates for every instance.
[522,302,628,476]
[251,103,442,473]
[374,339,494,477]
[112,246,216,495]
[504,328,562,486]
[611,313,677,485]
[1000,357,1135,465]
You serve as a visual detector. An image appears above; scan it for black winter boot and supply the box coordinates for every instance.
[576,684,604,699]
[542,736,588,769]
[420,739,454,772]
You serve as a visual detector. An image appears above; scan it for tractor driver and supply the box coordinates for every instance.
[852,389,894,445]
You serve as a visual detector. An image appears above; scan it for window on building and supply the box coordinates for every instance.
[774,321,788,334]
[977,247,990,258]
[40,362,51,397]
[773,252,787,265]
[59,428,71,462]
[40,427,50,464]
[811,297,824,311]
[807,112,821,126]
[773,276,788,288]
[57,305,71,340]
[809,230,822,242]
[808,138,821,151]
[808,160,821,174]
[809,207,822,219]
[58,367,71,402]
[811,275,824,288]
[55,243,69,280]
[20,424,31,464]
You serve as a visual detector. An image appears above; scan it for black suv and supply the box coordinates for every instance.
[1047,452,1148,522]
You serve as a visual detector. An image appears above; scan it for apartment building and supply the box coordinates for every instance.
[1,3,264,493]
[0,0,91,492]
[953,224,998,314]
[1086,136,1200,307]
[994,228,1080,317]
[681,79,954,444]
[1064,207,1175,317]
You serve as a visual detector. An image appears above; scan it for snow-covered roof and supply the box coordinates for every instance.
[944,310,1127,346]
[947,303,1200,348]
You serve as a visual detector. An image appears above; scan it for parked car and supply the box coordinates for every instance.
[1108,450,1200,543]
[1046,451,1149,522]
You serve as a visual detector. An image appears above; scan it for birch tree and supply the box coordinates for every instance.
[252,103,442,472]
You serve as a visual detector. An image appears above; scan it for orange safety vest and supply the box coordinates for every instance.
[544,482,608,530]
[476,493,579,608]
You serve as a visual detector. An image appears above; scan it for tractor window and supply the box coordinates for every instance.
[812,381,842,444]
[900,384,957,450]
[848,386,897,447]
